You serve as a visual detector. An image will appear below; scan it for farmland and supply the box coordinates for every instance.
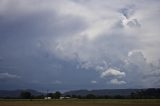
[0,99,160,106]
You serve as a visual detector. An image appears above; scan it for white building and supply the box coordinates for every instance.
[44,97,52,100]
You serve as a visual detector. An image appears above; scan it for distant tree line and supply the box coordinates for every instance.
[46,91,62,99]
[2,88,160,99]
[130,88,160,99]
[20,91,32,99]
[19,91,62,99]
[64,88,160,99]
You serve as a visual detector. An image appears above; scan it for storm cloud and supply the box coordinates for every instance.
[0,0,160,90]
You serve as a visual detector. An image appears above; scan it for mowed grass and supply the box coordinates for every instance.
[0,99,160,106]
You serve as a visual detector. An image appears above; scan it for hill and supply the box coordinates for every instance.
[63,89,141,96]
[0,89,42,98]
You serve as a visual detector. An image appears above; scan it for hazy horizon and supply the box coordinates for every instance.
[0,0,160,91]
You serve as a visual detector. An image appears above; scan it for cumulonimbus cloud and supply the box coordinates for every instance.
[50,0,160,87]
[0,0,160,88]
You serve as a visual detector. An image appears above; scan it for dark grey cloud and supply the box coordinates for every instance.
[119,5,135,19]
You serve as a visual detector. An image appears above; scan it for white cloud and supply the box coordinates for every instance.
[46,0,160,87]
[110,79,126,85]
[101,68,125,78]
[51,0,160,87]
[91,80,97,84]
[127,50,146,65]
[0,72,20,80]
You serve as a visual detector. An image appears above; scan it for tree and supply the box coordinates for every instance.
[20,91,32,99]
[86,94,96,99]
[47,93,54,98]
[54,91,61,99]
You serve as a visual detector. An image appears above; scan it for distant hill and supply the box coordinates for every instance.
[63,89,141,96]
[0,89,42,98]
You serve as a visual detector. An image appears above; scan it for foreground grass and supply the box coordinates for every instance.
[0,99,160,106]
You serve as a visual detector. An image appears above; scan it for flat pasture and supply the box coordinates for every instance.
[0,99,160,106]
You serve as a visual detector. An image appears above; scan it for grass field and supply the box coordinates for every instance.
[0,99,160,106]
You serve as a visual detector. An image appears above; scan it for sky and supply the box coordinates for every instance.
[0,0,160,91]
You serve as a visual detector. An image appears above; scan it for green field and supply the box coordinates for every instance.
[0,99,160,106]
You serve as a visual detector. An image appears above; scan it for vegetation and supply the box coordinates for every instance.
[47,91,62,99]
[1,88,160,99]
[64,88,160,99]
[20,91,32,99]
[130,88,160,99]
[1,89,160,106]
